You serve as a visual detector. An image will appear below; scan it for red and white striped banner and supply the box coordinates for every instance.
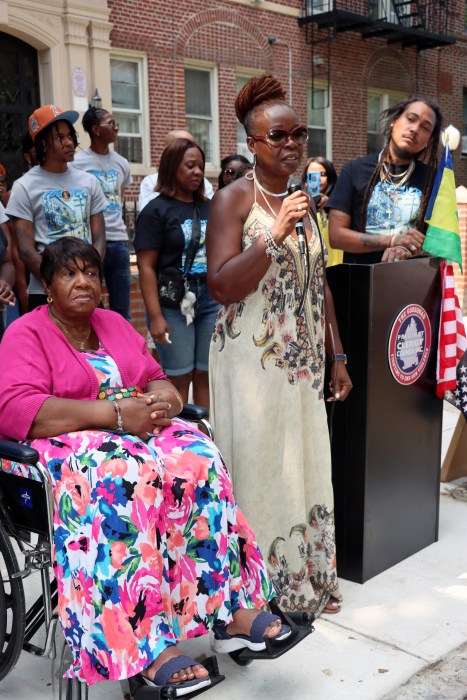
[436,259,467,398]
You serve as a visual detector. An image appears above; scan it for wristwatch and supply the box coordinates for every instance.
[331,353,347,364]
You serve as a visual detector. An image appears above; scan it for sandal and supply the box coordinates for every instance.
[211,611,291,654]
[323,598,341,614]
[142,654,211,697]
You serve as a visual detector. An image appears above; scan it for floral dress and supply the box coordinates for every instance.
[209,193,342,615]
[1,346,272,685]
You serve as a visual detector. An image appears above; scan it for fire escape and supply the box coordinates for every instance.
[299,1,457,105]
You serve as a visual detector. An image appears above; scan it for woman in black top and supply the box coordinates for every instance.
[135,139,219,409]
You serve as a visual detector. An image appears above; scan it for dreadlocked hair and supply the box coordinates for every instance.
[361,95,443,233]
[235,75,287,135]
[35,122,78,166]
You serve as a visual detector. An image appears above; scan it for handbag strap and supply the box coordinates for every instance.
[183,200,201,276]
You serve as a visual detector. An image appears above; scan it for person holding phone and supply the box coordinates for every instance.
[302,157,342,267]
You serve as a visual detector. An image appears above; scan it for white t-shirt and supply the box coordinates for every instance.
[138,172,214,212]
[73,149,132,241]
[6,165,107,293]
[0,202,8,225]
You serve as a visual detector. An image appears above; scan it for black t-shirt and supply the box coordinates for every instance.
[134,195,210,276]
[327,153,431,264]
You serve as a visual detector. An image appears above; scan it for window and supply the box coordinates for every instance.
[307,85,330,158]
[110,56,146,164]
[236,73,262,159]
[367,91,406,154]
[185,66,217,166]
[462,90,467,154]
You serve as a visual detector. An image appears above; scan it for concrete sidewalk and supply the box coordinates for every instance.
[1,403,466,700]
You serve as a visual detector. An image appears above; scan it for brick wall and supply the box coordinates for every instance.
[101,266,149,338]
[108,0,467,187]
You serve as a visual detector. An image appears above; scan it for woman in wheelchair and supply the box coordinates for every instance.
[0,237,291,695]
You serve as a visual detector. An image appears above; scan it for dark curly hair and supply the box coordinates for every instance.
[235,75,287,135]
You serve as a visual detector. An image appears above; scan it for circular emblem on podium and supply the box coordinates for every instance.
[388,304,431,385]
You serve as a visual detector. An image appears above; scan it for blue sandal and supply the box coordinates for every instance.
[142,654,211,697]
[211,611,291,654]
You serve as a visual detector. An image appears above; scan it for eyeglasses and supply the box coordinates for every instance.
[250,126,308,148]
[99,121,119,129]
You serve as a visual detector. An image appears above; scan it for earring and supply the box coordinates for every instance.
[47,295,53,303]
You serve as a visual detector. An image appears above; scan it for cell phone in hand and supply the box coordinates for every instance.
[307,171,321,198]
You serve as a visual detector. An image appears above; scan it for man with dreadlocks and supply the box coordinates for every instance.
[6,105,107,310]
[328,97,443,264]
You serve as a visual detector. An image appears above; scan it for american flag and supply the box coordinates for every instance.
[438,260,467,420]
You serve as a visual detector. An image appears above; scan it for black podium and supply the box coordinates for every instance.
[326,257,443,583]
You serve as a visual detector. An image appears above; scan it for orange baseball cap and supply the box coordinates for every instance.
[28,104,79,140]
[0,164,6,181]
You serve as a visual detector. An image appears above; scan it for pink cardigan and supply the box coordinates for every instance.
[0,305,166,440]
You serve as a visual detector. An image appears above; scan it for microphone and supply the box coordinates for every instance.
[287,176,306,255]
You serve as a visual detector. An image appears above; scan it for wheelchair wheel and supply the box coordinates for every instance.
[0,518,26,681]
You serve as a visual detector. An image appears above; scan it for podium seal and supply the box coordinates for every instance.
[388,304,431,385]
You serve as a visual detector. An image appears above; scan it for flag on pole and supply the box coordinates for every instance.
[423,143,462,272]
[447,348,467,421]
[436,259,467,402]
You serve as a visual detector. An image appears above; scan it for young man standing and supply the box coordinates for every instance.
[74,107,133,320]
[6,105,107,309]
[328,97,442,265]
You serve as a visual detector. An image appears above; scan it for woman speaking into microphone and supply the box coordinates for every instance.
[206,75,352,617]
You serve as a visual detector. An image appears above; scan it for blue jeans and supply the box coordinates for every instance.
[155,278,220,375]
[103,240,131,321]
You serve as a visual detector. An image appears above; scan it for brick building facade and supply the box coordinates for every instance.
[0,0,466,321]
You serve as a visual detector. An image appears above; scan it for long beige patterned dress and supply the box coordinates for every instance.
[209,192,342,615]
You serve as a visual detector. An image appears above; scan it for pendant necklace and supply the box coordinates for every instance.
[380,159,415,209]
[48,168,72,200]
[49,309,92,351]
[91,150,111,180]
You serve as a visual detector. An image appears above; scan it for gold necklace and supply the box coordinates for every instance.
[380,160,415,189]
[49,309,92,351]
[46,168,72,200]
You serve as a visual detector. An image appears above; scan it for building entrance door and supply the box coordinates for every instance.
[0,32,39,188]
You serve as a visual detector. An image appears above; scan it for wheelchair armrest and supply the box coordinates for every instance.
[180,403,209,422]
[0,439,40,466]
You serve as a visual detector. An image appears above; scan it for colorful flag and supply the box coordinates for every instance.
[423,143,462,272]
[436,260,467,399]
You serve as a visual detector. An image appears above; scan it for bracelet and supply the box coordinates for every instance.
[172,392,184,415]
[390,234,397,248]
[330,353,347,364]
[264,229,282,260]
[114,401,124,433]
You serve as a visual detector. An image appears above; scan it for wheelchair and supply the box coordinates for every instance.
[0,404,314,699]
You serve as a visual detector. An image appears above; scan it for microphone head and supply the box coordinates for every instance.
[287,175,303,195]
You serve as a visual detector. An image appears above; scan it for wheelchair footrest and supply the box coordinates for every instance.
[228,600,315,664]
[129,655,225,699]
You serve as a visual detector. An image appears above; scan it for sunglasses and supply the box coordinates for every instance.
[99,121,119,129]
[250,126,308,148]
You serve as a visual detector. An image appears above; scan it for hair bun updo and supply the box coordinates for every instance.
[235,75,287,131]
